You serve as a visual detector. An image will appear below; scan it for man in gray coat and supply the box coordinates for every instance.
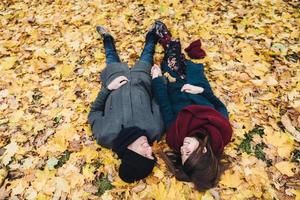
[88,22,165,183]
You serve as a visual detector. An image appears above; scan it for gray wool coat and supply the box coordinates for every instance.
[88,60,164,148]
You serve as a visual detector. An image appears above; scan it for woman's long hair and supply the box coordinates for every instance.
[160,135,226,191]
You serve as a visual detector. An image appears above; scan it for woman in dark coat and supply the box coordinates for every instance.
[151,22,233,191]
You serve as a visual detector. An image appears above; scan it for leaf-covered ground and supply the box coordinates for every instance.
[0,0,299,199]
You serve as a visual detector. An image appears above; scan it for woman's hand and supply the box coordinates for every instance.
[151,64,162,79]
[107,76,129,90]
[181,84,204,94]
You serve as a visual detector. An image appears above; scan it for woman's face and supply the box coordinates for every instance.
[127,136,154,160]
[181,137,205,164]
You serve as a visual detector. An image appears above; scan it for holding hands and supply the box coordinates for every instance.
[151,64,162,79]
[151,64,204,94]
[107,76,129,90]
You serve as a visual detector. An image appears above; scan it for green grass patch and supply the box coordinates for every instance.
[95,175,114,196]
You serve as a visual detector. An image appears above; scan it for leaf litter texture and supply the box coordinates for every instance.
[0,0,299,199]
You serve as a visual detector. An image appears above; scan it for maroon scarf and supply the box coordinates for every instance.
[166,105,232,156]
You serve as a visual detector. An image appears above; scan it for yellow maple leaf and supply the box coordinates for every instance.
[264,129,294,158]
[0,168,8,186]
[199,29,212,40]
[275,161,296,176]
[241,45,257,63]
[148,178,186,200]
[219,170,243,188]
[265,76,278,86]
[102,191,114,200]
[49,136,68,153]
[281,114,300,142]
[34,48,48,59]
[215,27,235,35]
[32,168,56,193]
[112,176,131,188]
[258,92,275,101]
[36,193,51,200]
[289,189,300,200]
[94,49,104,61]
[82,164,96,181]
[1,141,19,165]
[83,124,93,136]
[248,28,265,35]
[73,146,100,163]
[210,62,224,70]
[100,147,119,166]
[11,179,27,196]
[202,191,215,200]
[0,56,17,70]
[56,64,74,79]
[55,124,77,142]
[251,62,270,76]
[9,110,24,124]
[54,177,70,194]
[153,166,164,180]
[251,79,264,86]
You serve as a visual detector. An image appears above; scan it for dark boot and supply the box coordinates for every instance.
[96,26,111,38]
[145,23,159,43]
[154,20,172,50]
[155,20,172,39]
[96,26,121,64]
[96,26,118,53]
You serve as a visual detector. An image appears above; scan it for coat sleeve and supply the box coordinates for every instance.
[151,76,175,128]
[88,85,111,124]
[202,90,229,118]
[185,61,229,118]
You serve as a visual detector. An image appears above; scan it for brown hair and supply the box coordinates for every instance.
[160,135,225,191]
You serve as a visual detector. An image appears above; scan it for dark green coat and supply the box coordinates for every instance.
[88,61,164,148]
[151,60,229,128]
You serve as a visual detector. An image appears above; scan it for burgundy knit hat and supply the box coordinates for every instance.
[184,39,206,59]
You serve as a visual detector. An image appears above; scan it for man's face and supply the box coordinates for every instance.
[127,136,154,160]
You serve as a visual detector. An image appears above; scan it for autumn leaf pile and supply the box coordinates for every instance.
[0,0,299,199]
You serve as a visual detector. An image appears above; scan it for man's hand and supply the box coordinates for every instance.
[151,64,162,79]
[107,76,129,90]
[181,84,204,94]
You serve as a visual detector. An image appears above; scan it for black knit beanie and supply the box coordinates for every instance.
[112,127,156,183]
[119,149,156,183]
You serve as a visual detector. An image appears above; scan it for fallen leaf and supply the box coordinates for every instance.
[47,157,59,170]
[281,114,300,142]
[0,168,8,186]
[1,141,19,165]
[219,170,243,188]
[0,56,17,70]
[275,161,296,176]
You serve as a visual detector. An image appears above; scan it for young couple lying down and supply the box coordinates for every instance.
[88,21,232,191]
